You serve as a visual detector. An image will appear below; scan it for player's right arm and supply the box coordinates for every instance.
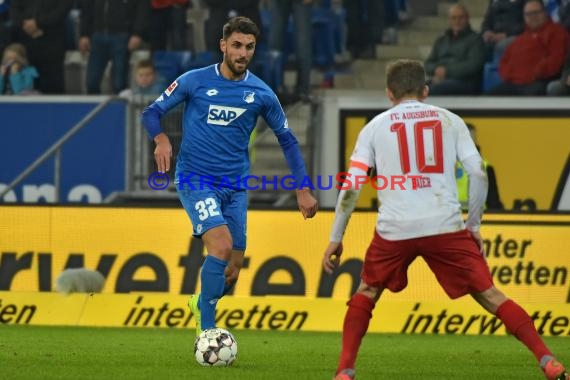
[323,125,375,274]
[323,162,369,274]
[141,73,192,173]
[152,133,172,173]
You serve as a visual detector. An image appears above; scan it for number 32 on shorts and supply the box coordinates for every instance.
[195,198,220,221]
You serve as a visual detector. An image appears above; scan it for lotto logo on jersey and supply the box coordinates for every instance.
[207,105,247,126]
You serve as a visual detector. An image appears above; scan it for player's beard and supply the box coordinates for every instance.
[226,57,249,77]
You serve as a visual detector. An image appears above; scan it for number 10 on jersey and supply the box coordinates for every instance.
[390,120,444,174]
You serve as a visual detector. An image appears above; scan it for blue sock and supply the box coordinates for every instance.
[197,279,235,308]
[199,255,227,330]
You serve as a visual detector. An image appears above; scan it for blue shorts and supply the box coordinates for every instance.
[177,186,247,251]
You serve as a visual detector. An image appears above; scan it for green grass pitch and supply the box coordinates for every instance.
[1,325,568,379]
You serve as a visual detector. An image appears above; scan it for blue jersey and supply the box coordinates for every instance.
[151,64,288,188]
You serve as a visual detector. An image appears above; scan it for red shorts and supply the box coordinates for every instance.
[362,229,494,299]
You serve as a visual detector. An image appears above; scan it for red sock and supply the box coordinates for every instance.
[337,293,375,374]
[496,299,552,362]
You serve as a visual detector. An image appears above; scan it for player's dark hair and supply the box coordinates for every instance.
[223,16,260,40]
[386,59,426,100]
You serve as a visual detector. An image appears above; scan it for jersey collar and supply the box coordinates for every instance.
[215,63,250,82]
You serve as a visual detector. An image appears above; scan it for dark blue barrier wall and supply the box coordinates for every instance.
[0,99,126,203]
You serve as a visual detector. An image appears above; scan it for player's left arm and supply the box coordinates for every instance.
[275,130,318,218]
[456,118,488,253]
[461,154,487,229]
[262,92,317,218]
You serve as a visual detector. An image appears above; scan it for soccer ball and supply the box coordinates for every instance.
[194,328,238,367]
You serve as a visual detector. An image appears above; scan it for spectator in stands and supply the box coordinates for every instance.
[11,0,72,94]
[119,59,167,98]
[0,0,11,56]
[79,0,150,94]
[480,0,525,60]
[546,50,570,95]
[425,3,485,95]
[0,42,38,95]
[269,0,313,103]
[343,0,383,59]
[204,0,262,60]
[150,0,190,51]
[486,0,568,95]
[456,123,504,211]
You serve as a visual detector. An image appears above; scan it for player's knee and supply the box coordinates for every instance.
[473,286,508,313]
[208,242,232,261]
[356,282,380,300]
[488,288,508,307]
[481,286,505,300]
[203,226,234,260]
[218,245,233,261]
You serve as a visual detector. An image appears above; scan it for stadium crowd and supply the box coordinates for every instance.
[425,0,569,96]
[0,0,569,98]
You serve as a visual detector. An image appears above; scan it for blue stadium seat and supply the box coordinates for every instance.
[311,6,346,85]
[152,51,193,83]
[312,8,336,68]
[482,62,502,93]
[177,51,194,72]
[332,8,346,55]
[257,4,346,88]
[251,50,283,91]
[260,8,272,45]
[187,51,216,71]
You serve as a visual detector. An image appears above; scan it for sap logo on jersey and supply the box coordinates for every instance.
[207,105,247,126]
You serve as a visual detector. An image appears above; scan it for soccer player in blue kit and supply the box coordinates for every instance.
[141,16,318,336]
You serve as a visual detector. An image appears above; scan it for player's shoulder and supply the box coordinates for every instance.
[352,110,390,142]
[162,64,214,95]
[432,104,466,129]
[412,102,465,129]
[429,103,458,118]
[243,71,275,94]
[365,108,395,130]
[177,64,216,83]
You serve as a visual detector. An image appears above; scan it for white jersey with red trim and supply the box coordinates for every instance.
[350,100,480,240]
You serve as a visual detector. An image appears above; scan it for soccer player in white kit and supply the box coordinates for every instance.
[323,59,568,380]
